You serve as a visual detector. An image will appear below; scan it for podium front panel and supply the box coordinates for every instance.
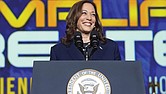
[31,61,145,94]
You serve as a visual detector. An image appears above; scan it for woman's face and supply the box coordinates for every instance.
[77,3,96,34]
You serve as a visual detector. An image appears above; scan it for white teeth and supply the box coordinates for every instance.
[84,22,91,26]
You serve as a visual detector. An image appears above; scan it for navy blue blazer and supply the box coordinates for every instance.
[50,38,121,60]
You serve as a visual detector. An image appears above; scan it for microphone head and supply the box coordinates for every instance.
[74,31,82,38]
[90,30,99,49]
[90,30,98,40]
[74,31,83,48]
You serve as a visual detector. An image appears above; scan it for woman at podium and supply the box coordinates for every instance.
[50,0,121,61]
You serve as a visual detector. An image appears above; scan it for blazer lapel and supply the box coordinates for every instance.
[90,42,105,60]
[67,42,84,60]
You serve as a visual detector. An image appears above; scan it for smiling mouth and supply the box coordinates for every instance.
[83,22,92,26]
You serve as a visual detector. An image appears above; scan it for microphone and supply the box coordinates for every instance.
[74,31,83,49]
[90,30,99,49]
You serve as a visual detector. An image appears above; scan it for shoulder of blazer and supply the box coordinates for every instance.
[51,41,74,50]
[101,38,118,46]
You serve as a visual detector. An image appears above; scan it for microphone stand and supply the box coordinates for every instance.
[83,42,98,61]
[82,43,90,61]
[89,30,99,59]
[85,47,89,61]
[74,30,99,61]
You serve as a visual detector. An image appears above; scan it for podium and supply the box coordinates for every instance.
[31,61,145,94]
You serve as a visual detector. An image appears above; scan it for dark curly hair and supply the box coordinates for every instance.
[61,0,106,45]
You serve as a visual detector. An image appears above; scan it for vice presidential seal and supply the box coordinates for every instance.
[67,69,111,94]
